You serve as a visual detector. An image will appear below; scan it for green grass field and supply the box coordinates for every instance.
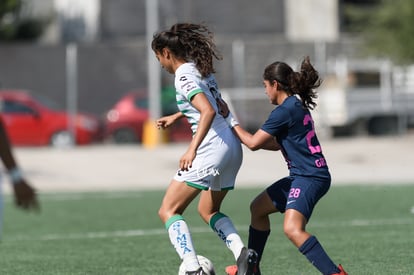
[1,184,413,275]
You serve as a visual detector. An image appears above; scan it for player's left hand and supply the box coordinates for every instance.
[12,179,40,211]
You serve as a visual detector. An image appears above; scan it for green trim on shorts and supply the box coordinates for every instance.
[185,181,234,191]
[165,214,184,230]
[209,212,227,230]
[186,181,209,190]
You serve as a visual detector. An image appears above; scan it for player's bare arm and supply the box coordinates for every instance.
[0,119,39,211]
[156,112,185,129]
[262,136,281,151]
[232,126,280,151]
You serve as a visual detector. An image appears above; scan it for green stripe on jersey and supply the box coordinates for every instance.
[187,89,203,100]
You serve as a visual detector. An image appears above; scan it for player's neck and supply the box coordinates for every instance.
[276,92,289,105]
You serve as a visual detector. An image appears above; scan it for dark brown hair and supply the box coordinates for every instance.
[151,23,222,78]
[263,56,321,109]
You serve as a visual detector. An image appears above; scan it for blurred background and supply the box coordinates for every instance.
[0,0,414,147]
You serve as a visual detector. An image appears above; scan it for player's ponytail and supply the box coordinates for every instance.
[263,56,321,110]
[289,56,321,110]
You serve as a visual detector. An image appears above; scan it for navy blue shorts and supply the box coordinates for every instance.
[266,175,331,221]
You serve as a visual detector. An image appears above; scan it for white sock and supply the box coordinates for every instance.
[167,216,200,271]
[210,213,245,260]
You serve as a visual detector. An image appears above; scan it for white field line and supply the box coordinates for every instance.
[40,192,143,201]
[2,192,143,202]
[5,218,414,242]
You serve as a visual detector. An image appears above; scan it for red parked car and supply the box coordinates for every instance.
[104,91,192,143]
[0,90,103,147]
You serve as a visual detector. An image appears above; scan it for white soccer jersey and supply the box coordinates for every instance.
[174,62,228,141]
[173,62,242,190]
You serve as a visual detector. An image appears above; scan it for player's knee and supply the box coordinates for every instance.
[158,206,167,221]
[158,205,180,223]
[283,223,302,242]
[250,197,261,214]
[250,196,271,219]
[197,207,211,223]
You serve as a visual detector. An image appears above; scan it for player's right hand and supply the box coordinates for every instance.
[156,114,176,129]
[13,179,40,211]
[216,98,230,118]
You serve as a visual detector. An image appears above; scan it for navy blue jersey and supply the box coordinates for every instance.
[261,96,330,179]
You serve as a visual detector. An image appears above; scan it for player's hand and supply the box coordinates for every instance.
[156,117,169,129]
[156,115,176,129]
[179,149,196,171]
[12,179,40,211]
[216,98,230,118]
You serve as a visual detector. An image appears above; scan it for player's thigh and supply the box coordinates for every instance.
[265,177,294,214]
[287,176,330,221]
[159,179,201,222]
[251,189,279,217]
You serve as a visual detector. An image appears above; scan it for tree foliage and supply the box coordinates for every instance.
[0,0,46,41]
[346,0,414,64]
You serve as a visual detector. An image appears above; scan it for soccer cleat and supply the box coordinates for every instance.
[236,247,259,275]
[225,263,261,275]
[252,265,261,275]
[225,265,237,275]
[185,267,206,275]
[331,264,348,275]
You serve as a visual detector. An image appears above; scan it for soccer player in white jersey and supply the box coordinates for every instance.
[151,23,257,275]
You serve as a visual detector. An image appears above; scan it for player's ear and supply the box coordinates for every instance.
[273,80,279,90]
[162,48,172,59]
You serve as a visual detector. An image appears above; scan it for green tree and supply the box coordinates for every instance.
[346,0,414,64]
[0,0,46,41]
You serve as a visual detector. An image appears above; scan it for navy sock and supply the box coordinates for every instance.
[299,236,340,275]
[248,226,270,263]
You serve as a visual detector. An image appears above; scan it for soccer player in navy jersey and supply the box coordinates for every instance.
[224,57,348,275]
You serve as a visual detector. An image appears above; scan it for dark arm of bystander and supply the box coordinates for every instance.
[0,118,39,211]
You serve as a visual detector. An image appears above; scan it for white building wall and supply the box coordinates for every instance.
[55,0,100,43]
[285,0,339,43]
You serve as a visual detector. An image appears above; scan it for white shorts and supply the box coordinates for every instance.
[173,127,242,191]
